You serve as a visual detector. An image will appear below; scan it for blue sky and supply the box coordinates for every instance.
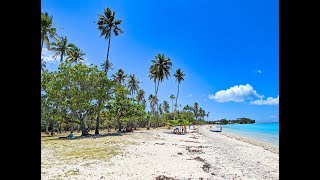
[41,0,279,122]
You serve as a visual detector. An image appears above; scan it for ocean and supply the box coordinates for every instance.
[216,122,279,147]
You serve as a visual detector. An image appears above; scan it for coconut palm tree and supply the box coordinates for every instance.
[112,69,128,85]
[149,53,172,127]
[169,94,175,114]
[50,36,74,62]
[173,68,185,120]
[66,44,86,63]
[97,7,123,76]
[149,53,172,98]
[163,101,170,113]
[127,74,140,99]
[136,89,145,103]
[148,94,157,129]
[101,61,114,73]
[193,102,199,124]
[158,103,163,115]
[207,112,210,121]
[199,108,205,121]
[41,11,58,54]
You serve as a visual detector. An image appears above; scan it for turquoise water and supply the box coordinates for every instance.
[216,122,279,146]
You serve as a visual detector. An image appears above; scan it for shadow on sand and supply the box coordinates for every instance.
[52,132,128,141]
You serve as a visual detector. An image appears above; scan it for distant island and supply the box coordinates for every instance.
[207,117,255,125]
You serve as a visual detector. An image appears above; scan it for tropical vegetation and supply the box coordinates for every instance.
[41,9,212,136]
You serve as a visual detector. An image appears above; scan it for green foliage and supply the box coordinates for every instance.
[207,117,256,125]
[41,62,114,134]
[41,11,58,50]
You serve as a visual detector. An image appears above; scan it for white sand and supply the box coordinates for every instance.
[42,125,279,179]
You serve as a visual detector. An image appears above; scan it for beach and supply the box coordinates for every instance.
[41,125,279,180]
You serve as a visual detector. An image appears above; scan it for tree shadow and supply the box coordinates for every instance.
[48,132,128,141]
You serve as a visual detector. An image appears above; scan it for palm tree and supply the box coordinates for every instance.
[193,102,199,124]
[112,69,128,85]
[127,74,140,99]
[163,101,170,113]
[206,112,210,121]
[148,94,157,129]
[66,44,86,63]
[183,105,190,112]
[158,103,163,115]
[97,7,123,76]
[41,12,58,55]
[142,99,147,110]
[199,108,205,121]
[149,53,172,127]
[149,53,172,98]
[169,94,175,114]
[136,89,145,103]
[173,68,185,120]
[50,36,73,62]
[101,61,113,73]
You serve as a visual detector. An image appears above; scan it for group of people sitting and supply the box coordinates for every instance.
[173,125,187,135]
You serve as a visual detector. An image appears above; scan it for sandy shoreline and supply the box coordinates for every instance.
[42,125,279,179]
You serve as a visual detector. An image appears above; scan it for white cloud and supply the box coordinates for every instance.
[257,70,262,74]
[185,94,192,98]
[41,48,91,65]
[208,84,264,102]
[250,95,279,105]
[268,115,278,118]
[41,48,60,64]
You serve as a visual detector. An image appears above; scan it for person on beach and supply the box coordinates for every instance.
[67,131,74,139]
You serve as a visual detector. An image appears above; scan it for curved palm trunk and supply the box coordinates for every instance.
[105,31,112,76]
[155,80,160,128]
[171,100,174,115]
[174,83,180,121]
[41,38,44,56]
[60,52,64,62]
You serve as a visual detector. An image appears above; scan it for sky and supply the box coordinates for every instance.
[41,0,279,122]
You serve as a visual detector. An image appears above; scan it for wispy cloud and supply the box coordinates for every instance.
[41,48,59,64]
[250,95,279,105]
[41,48,92,65]
[208,84,264,102]
[268,115,278,118]
[185,94,192,98]
[257,70,262,74]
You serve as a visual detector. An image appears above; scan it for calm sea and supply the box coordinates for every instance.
[216,122,279,146]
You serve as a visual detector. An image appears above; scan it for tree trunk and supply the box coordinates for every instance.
[95,100,101,134]
[171,100,174,114]
[147,114,151,130]
[41,39,44,56]
[117,116,122,132]
[45,120,49,134]
[58,123,62,134]
[105,31,112,76]
[50,123,54,136]
[174,83,180,121]
[106,118,110,132]
[155,80,160,128]
[80,120,87,136]
[60,52,63,62]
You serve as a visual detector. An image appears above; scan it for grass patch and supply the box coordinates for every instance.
[64,146,118,159]
[41,132,138,162]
